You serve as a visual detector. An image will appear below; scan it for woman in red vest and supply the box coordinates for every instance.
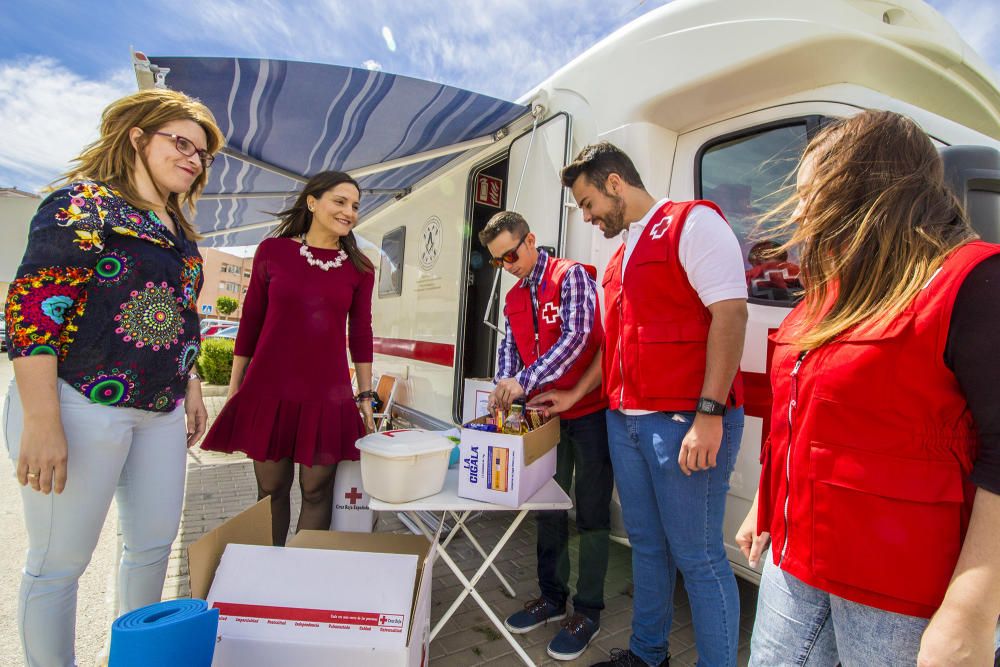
[737,110,1000,665]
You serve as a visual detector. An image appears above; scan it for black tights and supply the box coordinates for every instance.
[253,459,337,546]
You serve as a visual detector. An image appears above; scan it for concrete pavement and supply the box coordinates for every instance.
[0,355,757,666]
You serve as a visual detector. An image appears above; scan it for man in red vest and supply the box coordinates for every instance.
[479,211,613,661]
[556,143,748,667]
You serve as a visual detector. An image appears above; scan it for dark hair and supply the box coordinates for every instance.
[271,170,373,273]
[748,240,788,264]
[478,210,530,246]
[560,141,645,192]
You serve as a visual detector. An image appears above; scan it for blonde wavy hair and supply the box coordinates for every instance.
[61,88,225,240]
[763,110,974,350]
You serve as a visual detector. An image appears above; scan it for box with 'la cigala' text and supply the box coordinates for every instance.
[457,415,559,507]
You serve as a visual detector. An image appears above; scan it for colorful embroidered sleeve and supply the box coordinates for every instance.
[4,182,109,358]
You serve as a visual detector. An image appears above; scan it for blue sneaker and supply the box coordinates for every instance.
[547,613,600,661]
[503,597,566,634]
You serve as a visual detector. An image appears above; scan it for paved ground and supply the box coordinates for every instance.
[0,355,758,666]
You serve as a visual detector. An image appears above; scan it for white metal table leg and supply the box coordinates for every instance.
[446,510,517,598]
[408,510,536,666]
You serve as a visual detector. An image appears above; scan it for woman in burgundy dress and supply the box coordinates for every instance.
[201,171,376,545]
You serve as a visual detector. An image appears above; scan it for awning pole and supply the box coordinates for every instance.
[219,147,309,183]
[348,132,505,179]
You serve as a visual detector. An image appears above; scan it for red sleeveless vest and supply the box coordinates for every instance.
[758,241,1000,618]
[505,255,606,420]
[602,200,744,411]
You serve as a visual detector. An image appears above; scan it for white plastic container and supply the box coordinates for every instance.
[356,429,456,503]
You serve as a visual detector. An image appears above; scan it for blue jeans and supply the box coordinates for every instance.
[749,555,932,666]
[4,380,187,667]
[607,408,744,667]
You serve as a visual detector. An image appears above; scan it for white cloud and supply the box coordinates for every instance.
[382,26,397,52]
[0,57,133,191]
[363,59,383,71]
[171,0,669,100]
[180,0,296,55]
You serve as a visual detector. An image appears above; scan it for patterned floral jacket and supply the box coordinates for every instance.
[4,181,204,412]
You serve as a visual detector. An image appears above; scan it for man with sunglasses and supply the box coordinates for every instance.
[556,142,747,667]
[479,211,613,662]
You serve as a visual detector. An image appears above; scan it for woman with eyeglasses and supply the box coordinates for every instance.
[2,89,223,665]
[200,171,376,547]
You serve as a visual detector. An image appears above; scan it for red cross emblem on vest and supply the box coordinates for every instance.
[541,302,559,324]
[345,487,363,505]
[650,215,673,240]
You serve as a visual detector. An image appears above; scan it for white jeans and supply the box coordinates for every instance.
[3,380,187,667]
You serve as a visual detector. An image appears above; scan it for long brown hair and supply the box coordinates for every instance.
[763,110,974,349]
[271,170,374,273]
[61,88,224,241]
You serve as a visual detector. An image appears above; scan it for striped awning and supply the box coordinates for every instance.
[137,55,529,247]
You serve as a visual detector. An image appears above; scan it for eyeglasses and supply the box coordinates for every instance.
[489,235,527,268]
[152,131,215,168]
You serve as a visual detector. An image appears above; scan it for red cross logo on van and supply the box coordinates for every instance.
[650,215,673,240]
[345,487,363,505]
[542,302,559,324]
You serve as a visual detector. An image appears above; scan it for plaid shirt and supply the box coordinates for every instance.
[494,249,597,395]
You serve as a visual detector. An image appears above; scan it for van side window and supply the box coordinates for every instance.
[698,121,811,304]
[378,226,406,298]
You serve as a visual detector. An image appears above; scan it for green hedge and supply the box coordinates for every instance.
[198,338,235,385]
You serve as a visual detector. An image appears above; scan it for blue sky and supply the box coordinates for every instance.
[2,0,998,192]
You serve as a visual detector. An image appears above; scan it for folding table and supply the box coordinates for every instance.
[370,468,572,666]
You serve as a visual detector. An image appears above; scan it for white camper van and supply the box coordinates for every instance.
[349,0,1000,581]
[141,0,1000,582]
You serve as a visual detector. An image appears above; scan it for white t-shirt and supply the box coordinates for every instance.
[620,198,747,414]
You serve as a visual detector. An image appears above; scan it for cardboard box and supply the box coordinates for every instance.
[188,500,434,666]
[461,378,495,424]
[458,415,560,507]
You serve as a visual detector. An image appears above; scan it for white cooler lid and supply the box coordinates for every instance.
[356,429,455,458]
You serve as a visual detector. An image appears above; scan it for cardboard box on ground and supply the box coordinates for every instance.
[188,499,434,666]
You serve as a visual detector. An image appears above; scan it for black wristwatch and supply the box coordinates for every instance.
[696,397,727,416]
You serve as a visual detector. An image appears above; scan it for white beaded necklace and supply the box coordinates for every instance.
[300,235,347,271]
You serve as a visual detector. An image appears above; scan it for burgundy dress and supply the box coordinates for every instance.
[201,237,374,466]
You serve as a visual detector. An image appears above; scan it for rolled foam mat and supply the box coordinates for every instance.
[109,599,219,666]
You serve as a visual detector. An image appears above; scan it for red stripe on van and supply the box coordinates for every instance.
[373,337,455,366]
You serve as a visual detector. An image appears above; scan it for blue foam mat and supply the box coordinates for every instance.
[109,599,219,667]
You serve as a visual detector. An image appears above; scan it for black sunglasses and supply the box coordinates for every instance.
[152,131,215,168]
[489,235,528,268]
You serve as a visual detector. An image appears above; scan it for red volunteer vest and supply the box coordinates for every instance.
[505,255,607,420]
[602,200,744,411]
[758,241,1000,618]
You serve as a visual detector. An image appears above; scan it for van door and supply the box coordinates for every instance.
[453,113,571,423]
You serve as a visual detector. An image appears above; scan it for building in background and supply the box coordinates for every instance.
[0,188,39,306]
[198,247,253,319]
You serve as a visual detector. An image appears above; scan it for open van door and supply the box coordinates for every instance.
[454,113,572,423]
